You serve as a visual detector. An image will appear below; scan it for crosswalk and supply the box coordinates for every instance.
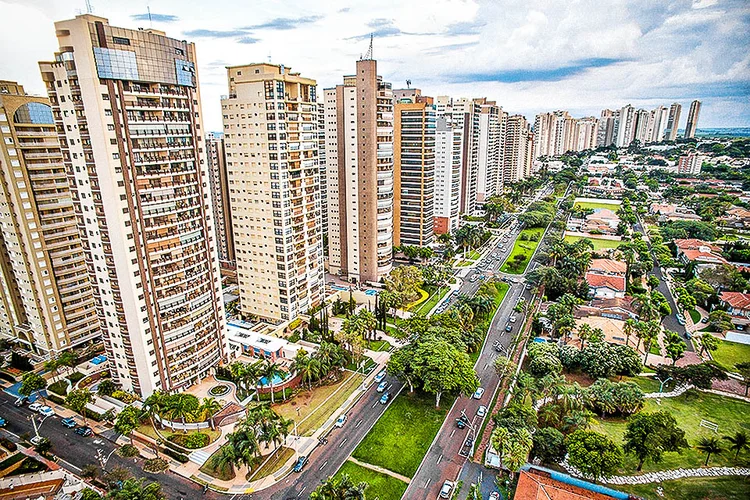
[188,449,212,465]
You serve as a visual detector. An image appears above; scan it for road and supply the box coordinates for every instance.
[0,391,215,500]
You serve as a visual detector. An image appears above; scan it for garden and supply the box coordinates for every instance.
[572,200,621,211]
[563,234,623,250]
[334,460,408,500]
[712,339,750,372]
[500,227,544,274]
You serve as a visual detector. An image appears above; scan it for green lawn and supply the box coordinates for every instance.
[501,227,544,274]
[469,282,510,364]
[414,286,450,316]
[688,309,701,324]
[712,339,750,371]
[620,375,663,393]
[334,460,408,500]
[352,389,455,478]
[368,340,392,352]
[573,200,621,211]
[563,235,623,250]
[590,391,750,473]
[466,249,481,260]
[617,476,750,500]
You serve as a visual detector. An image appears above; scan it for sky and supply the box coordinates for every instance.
[1,0,748,132]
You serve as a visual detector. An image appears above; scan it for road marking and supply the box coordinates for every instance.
[355,419,363,428]
[296,485,306,497]
[57,457,82,473]
[423,479,431,488]
[437,454,443,464]
[339,438,348,448]
[450,429,456,437]
[483,363,488,371]
[371,402,377,409]
[319,461,328,471]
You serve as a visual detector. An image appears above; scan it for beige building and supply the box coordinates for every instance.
[504,115,533,183]
[393,97,435,247]
[476,99,504,203]
[39,15,226,396]
[221,63,323,322]
[0,80,100,357]
[664,102,682,141]
[325,58,394,284]
[206,132,234,266]
[433,115,461,235]
[685,100,701,139]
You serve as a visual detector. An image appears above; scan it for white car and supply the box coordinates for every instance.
[439,480,455,499]
[29,402,44,412]
[477,405,487,417]
[376,381,388,393]
[39,406,55,418]
[374,371,386,384]
[334,415,347,428]
[473,387,485,399]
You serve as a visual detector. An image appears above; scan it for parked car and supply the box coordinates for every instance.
[509,316,517,323]
[477,405,487,417]
[334,415,347,428]
[701,317,708,323]
[376,381,388,393]
[380,392,391,404]
[0,417,6,427]
[292,456,308,473]
[439,480,455,499]
[490,492,501,500]
[473,387,485,399]
[75,426,92,437]
[374,371,386,384]
[39,406,55,418]
[505,325,513,332]
[61,417,77,428]
[676,314,686,326]
[29,402,43,412]
[14,396,29,407]
[456,418,466,429]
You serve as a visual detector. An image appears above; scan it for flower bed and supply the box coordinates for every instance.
[208,384,230,397]
[167,432,210,449]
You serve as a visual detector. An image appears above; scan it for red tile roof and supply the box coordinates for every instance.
[673,238,720,252]
[680,249,727,264]
[585,273,626,292]
[720,291,750,311]
[514,468,634,500]
[589,259,627,275]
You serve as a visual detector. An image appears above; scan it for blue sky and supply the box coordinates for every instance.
[1,0,748,130]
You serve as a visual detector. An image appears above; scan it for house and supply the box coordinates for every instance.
[649,203,702,222]
[573,315,639,351]
[673,239,727,268]
[575,297,638,322]
[226,321,314,361]
[719,291,750,318]
[720,206,750,229]
[513,465,640,500]
[589,259,627,276]
[585,273,626,299]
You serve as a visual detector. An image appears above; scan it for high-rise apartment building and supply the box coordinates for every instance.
[206,132,233,266]
[451,98,480,215]
[476,99,503,203]
[393,97,435,247]
[633,109,651,144]
[684,100,701,139]
[504,115,533,183]
[646,106,669,143]
[221,64,323,322]
[596,109,618,147]
[39,15,226,396]
[533,110,574,158]
[0,80,100,357]
[615,105,637,147]
[677,150,702,175]
[325,59,394,284]
[571,117,598,151]
[433,116,461,235]
[317,102,328,238]
[664,103,682,141]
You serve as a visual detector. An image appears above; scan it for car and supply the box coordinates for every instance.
[676,314,686,326]
[477,405,487,417]
[380,392,391,405]
[61,417,77,428]
[39,406,55,418]
[509,316,517,323]
[29,402,44,412]
[473,387,485,399]
[456,418,466,429]
[494,344,503,352]
[373,371,386,384]
[0,417,6,427]
[439,480,455,499]
[701,317,708,323]
[14,396,29,407]
[334,415,347,428]
[464,437,474,447]
[505,325,513,332]
[490,492,501,500]
[376,381,388,393]
[470,275,478,283]
[75,426,92,437]
[525,283,532,289]
[292,455,308,473]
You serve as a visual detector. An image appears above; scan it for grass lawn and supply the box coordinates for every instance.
[466,249,481,260]
[688,309,701,324]
[501,227,544,274]
[712,339,750,371]
[469,282,510,364]
[620,375,664,393]
[247,446,295,481]
[413,286,450,316]
[137,423,221,444]
[335,460,408,500]
[273,372,365,436]
[368,339,392,352]
[455,260,473,267]
[352,389,455,478]
[617,476,750,500]
[573,200,621,211]
[590,391,750,473]
[563,234,622,250]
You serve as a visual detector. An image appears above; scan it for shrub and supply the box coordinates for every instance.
[117,444,140,458]
[10,352,33,371]
[142,458,169,473]
[48,393,65,405]
[67,371,85,384]
[167,433,209,449]
[111,390,139,404]
[97,379,117,396]
[80,488,102,500]
[585,379,645,416]
[162,448,189,463]
[48,380,69,396]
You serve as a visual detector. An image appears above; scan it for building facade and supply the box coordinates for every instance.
[433,116,461,235]
[317,102,327,238]
[205,132,234,266]
[685,100,701,139]
[39,15,226,396]
[0,80,100,357]
[325,59,394,283]
[664,102,682,141]
[221,64,324,322]
[504,115,533,183]
[677,150,702,175]
[476,99,503,203]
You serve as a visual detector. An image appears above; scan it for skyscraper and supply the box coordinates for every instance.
[664,103,682,141]
[39,15,226,396]
[221,63,324,322]
[504,115,533,183]
[325,58,394,284]
[476,99,503,203]
[433,115,461,235]
[0,80,100,357]
[317,102,328,238]
[451,98,481,215]
[615,104,637,147]
[205,132,234,267]
[596,109,618,147]
[685,100,701,139]
[393,97,435,247]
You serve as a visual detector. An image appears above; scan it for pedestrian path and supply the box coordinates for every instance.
[561,459,750,485]
[188,449,212,466]
[347,457,411,483]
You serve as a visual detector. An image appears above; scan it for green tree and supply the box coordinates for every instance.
[664,331,686,365]
[736,362,750,396]
[97,379,117,397]
[491,426,533,478]
[309,473,367,499]
[114,405,142,445]
[105,478,164,500]
[66,388,94,424]
[696,436,723,466]
[260,361,285,404]
[623,411,688,471]
[565,430,623,480]
[384,265,424,308]
[19,371,47,404]
[723,431,749,460]
[413,338,479,408]
[386,344,418,392]
[698,334,720,356]
[708,310,734,333]
[532,427,566,464]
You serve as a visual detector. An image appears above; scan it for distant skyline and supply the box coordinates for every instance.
[1,0,748,132]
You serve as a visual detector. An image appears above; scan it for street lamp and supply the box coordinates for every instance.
[28,414,49,442]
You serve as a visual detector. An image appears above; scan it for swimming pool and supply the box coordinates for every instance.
[330,285,378,296]
[258,372,290,387]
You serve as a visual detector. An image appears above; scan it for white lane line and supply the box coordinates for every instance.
[339,438,348,448]
[437,454,443,464]
[319,460,328,471]
[355,419,363,428]
[450,429,456,437]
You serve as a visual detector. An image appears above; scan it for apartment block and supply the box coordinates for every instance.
[221,63,323,322]
[664,103,682,141]
[504,115,533,183]
[205,132,234,266]
[0,80,100,357]
[325,59,394,284]
[433,116,461,235]
[685,100,701,139]
[317,102,328,238]
[39,15,226,396]
[571,116,598,151]
[476,99,503,203]
[677,150,703,175]
[615,104,636,147]
[596,109,618,147]
[393,97,435,247]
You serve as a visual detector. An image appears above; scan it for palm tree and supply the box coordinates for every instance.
[44,357,60,384]
[633,293,659,322]
[577,323,593,350]
[696,436,723,466]
[212,445,237,478]
[310,474,367,500]
[291,350,313,390]
[200,397,222,430]
[624,318,636,349]
[723,431,749,460]
[166,393,199,428]
[143,391,167,430]
[261,361,285,404]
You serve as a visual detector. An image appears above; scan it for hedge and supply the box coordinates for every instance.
[48,380,68,396]
[162,447,189,463]
[67,371,85,384]
[167,433,209,449]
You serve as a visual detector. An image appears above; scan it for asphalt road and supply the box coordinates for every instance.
[0,391,215,500]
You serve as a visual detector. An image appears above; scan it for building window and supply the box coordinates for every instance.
[112,36,131,45]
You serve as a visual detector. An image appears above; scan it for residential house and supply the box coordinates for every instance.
[720,207,750,229]
[673,239,727,269]
[584,208,620,235]
[575,297,638,322]
[585,258,627,299]
[649,203,702,222]
[573,315,639,351]
[719,291,750,331]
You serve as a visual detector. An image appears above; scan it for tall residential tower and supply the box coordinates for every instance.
[684,100,701,139]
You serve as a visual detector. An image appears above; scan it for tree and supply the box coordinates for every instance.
[114,405,141,445]
[260,361,285,404]
[664,331,686,365]
[66,388,94,424]
[723,431,749,460]
[532,427,566,464]
[698,334,720,356]
[491,426,533,478]
[165,393,200,426]
[708,310,734,333]
[310,474,367,499]
[493,356,517,385]
[19,372,47,404]
[200,397,222,429]
[696,436,723,466]
[97,379,117,397]
[623,411,688,471]
[565,430,623,480]
[386,345,418,392]
[414,339,479,408]
[736,362,750,396]
[384,265,424,308]
[105,478,165,500]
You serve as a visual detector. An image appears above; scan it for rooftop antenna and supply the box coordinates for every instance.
[85,0,94,14]
[406,80,411,89]
[147,5,152,27]
[363,33,374,60]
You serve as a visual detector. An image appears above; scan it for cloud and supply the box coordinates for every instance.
[237,36,260,44]
[338,8,350,13]
[240,15,322,31]
[347,18,435,40]
[182,29,248,38]
[130,13,179,23]
[444,20,484,36]
[423,41,479,56]
[449,58,628,84]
